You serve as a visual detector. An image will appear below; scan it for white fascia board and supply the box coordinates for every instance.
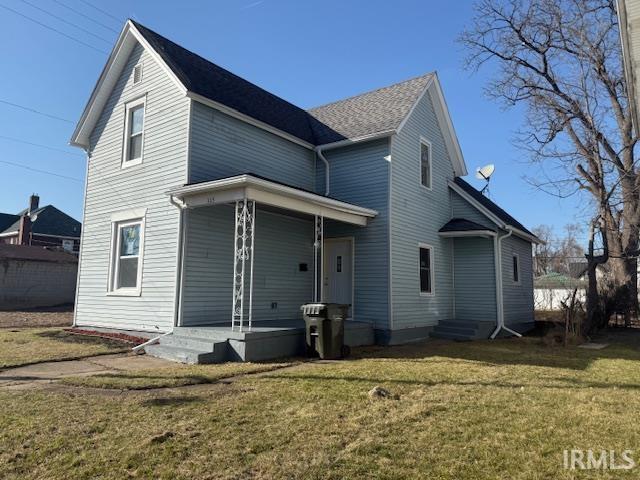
[438,230,497,238]
[70,20,187,149]
[448,180,505,227]
[167,174,378,225]
[448,180,541,245]
[187,92,315,150]
[315,130,395,151]
[396,73,467,177]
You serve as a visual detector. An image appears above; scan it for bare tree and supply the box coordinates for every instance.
[461,0,639,319]
[532,223,585,275]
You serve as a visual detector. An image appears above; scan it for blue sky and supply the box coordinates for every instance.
[0,0,586,239]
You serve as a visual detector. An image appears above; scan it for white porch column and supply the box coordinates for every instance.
[313,215,324,302]
[232,199,256,331]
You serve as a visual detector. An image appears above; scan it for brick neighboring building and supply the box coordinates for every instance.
[0,195,81,253]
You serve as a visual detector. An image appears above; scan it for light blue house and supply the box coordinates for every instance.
[70,20,540,363]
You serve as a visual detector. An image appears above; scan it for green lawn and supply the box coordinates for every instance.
[0,328,129,369]
[2,334,640,479]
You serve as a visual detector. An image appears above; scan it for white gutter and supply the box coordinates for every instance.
[490,227,522,339]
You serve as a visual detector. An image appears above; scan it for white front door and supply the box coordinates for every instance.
[323,238,353,315]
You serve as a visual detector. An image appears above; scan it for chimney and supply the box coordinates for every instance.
[18,215,31,246]
[28,194,39,215]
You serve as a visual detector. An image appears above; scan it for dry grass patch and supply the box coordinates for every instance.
[0,328,129,369]
[2,336,640,478]
[61,362,296,390]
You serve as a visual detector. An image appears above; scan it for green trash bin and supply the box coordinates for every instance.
[301,303,350,359]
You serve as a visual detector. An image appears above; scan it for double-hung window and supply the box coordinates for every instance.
[419,244,434,295]
[108,211,146,295]
[123,98,145,166]
[420,137,432,189]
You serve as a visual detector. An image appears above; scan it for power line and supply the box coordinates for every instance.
[0,99,73,124]
[76,0,122,24]
[0,3,107,54]
[0,134,83,157]
[18,0,111,44]
[51,0,119,34]
[0,160,81,183]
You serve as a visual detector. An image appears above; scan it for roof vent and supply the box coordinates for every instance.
[133,64,143,84]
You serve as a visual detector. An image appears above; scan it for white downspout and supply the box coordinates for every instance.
[315,146,330,196]
[169,195,187,328]
[490,227,522,339]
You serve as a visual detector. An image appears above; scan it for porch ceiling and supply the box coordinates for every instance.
[167,174,378,226]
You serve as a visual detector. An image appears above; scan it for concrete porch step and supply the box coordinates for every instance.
[430,319,482,341]
[145,343,227,364]
[162,334,226,352]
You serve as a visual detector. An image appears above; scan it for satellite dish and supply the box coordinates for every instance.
[475,164,495,195]
[475,164,495,181]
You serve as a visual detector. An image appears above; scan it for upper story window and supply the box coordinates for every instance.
[419,243,434,295]
[512,253,520,284]
[420,137,432,189]
[123,97,145,167]
[132,64,143,84]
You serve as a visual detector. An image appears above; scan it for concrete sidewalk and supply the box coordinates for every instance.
[0,353,172,390]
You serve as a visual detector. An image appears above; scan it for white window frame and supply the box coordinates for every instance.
[418,242,435,296]
[132,63,143,85]
[512,253,521,285]
[419,136,433,190]
[122,96,146,168]
[107,209,146,296]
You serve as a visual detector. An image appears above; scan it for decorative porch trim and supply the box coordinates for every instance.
[232,199,256,331]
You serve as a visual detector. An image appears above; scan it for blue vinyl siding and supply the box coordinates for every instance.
[181,205,314,325]
[189,101,314,188]
[501,235,534,325]
[390,88,456,328]
[75,42,189,332]
[450,190,497,228]
[317,139,390,328]
[453,237,497,322]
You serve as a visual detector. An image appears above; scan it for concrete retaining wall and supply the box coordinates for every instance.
[0,258,77,310]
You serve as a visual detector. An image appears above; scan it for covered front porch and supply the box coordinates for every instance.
[147,174,377,363]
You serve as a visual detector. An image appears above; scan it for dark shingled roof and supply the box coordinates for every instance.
[0,244,78,263]
[132,20,325,145]
[0,213,19,232]
[2,206,81,238]
[439,218,496,233]
[307,73,434,144]
[131,20,433,146]
[453,177,535,237]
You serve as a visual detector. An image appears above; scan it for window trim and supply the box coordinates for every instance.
[107,214,146,296]
[122,96,146,168]
[512,253,521,285]
[418,242,435,296]
[419,136,433,191]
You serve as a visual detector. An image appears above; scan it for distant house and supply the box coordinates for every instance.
[0,195,81,253]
